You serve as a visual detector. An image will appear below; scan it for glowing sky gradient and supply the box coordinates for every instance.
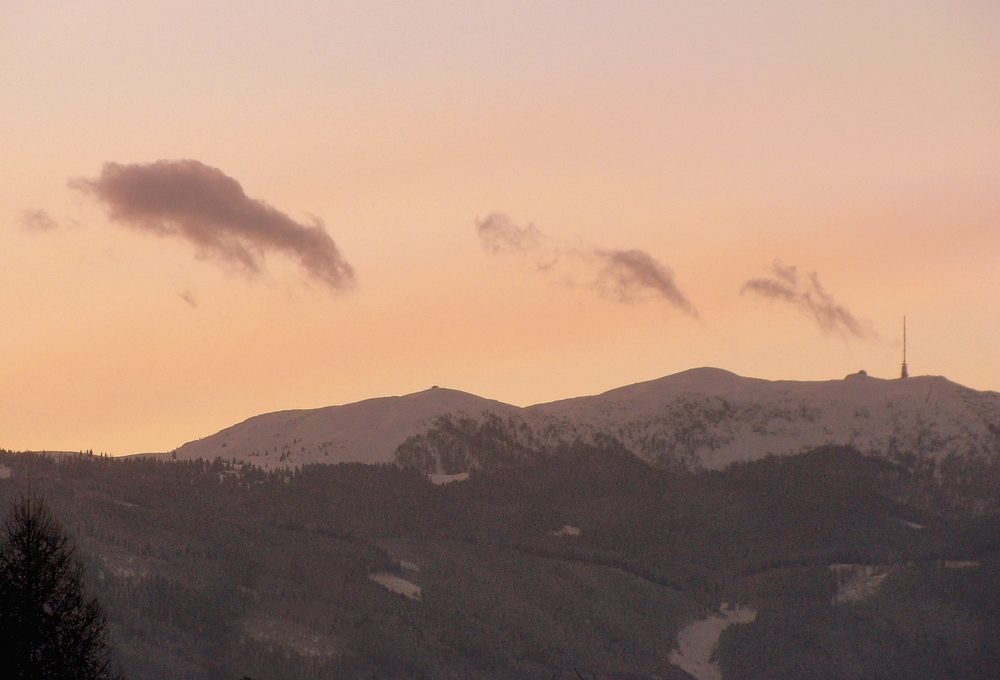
[2,2,999,455]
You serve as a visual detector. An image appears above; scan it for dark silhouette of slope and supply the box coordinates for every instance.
[0,445,997,679]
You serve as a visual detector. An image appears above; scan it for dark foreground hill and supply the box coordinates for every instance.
[0,444,998,679]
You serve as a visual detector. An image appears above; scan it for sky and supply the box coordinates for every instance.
[2,1,999,455]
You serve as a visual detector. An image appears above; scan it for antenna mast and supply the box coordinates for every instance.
[901,316,909,378]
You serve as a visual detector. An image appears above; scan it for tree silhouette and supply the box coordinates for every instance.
[0,496,121,679]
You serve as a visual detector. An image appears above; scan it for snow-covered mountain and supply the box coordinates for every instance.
[170,387,518,468]
[525,368,1000,468]
[168,368,1000,470]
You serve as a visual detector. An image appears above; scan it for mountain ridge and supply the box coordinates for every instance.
[169,368,1000,470]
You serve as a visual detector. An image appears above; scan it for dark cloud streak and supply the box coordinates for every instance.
[178,289,198,308]
[742,261,874,339]
[594,249,697,316]
[741,278,798,302]
[71,160,355,291]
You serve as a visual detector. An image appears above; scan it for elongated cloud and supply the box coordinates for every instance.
[20,209,59,232]
[71,160,355,290]
[742,261,875,338]
[593,249,696,314]
[476,213,696,316]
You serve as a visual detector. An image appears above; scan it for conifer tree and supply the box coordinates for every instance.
[0,496,121,679]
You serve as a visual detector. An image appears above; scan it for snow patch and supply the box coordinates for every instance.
[669,603,757,680]
[242,616,341,658]
[944,560,980,569]
[369,572,422,600]
[551,525,581,537]
[429,472,469,485]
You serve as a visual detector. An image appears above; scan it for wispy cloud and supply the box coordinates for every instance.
[477,213,545,255]
[741,260,875,339]
[19,209,59,232]
[476,212,696,317]
[71,160,355,291]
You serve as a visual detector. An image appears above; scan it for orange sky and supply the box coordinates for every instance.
[2,1,999,455]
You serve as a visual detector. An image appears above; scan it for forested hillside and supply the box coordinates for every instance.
[0,442,997,679]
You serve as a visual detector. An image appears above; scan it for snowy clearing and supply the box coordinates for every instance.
[669,603,757,680]
[369,572,422,600]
